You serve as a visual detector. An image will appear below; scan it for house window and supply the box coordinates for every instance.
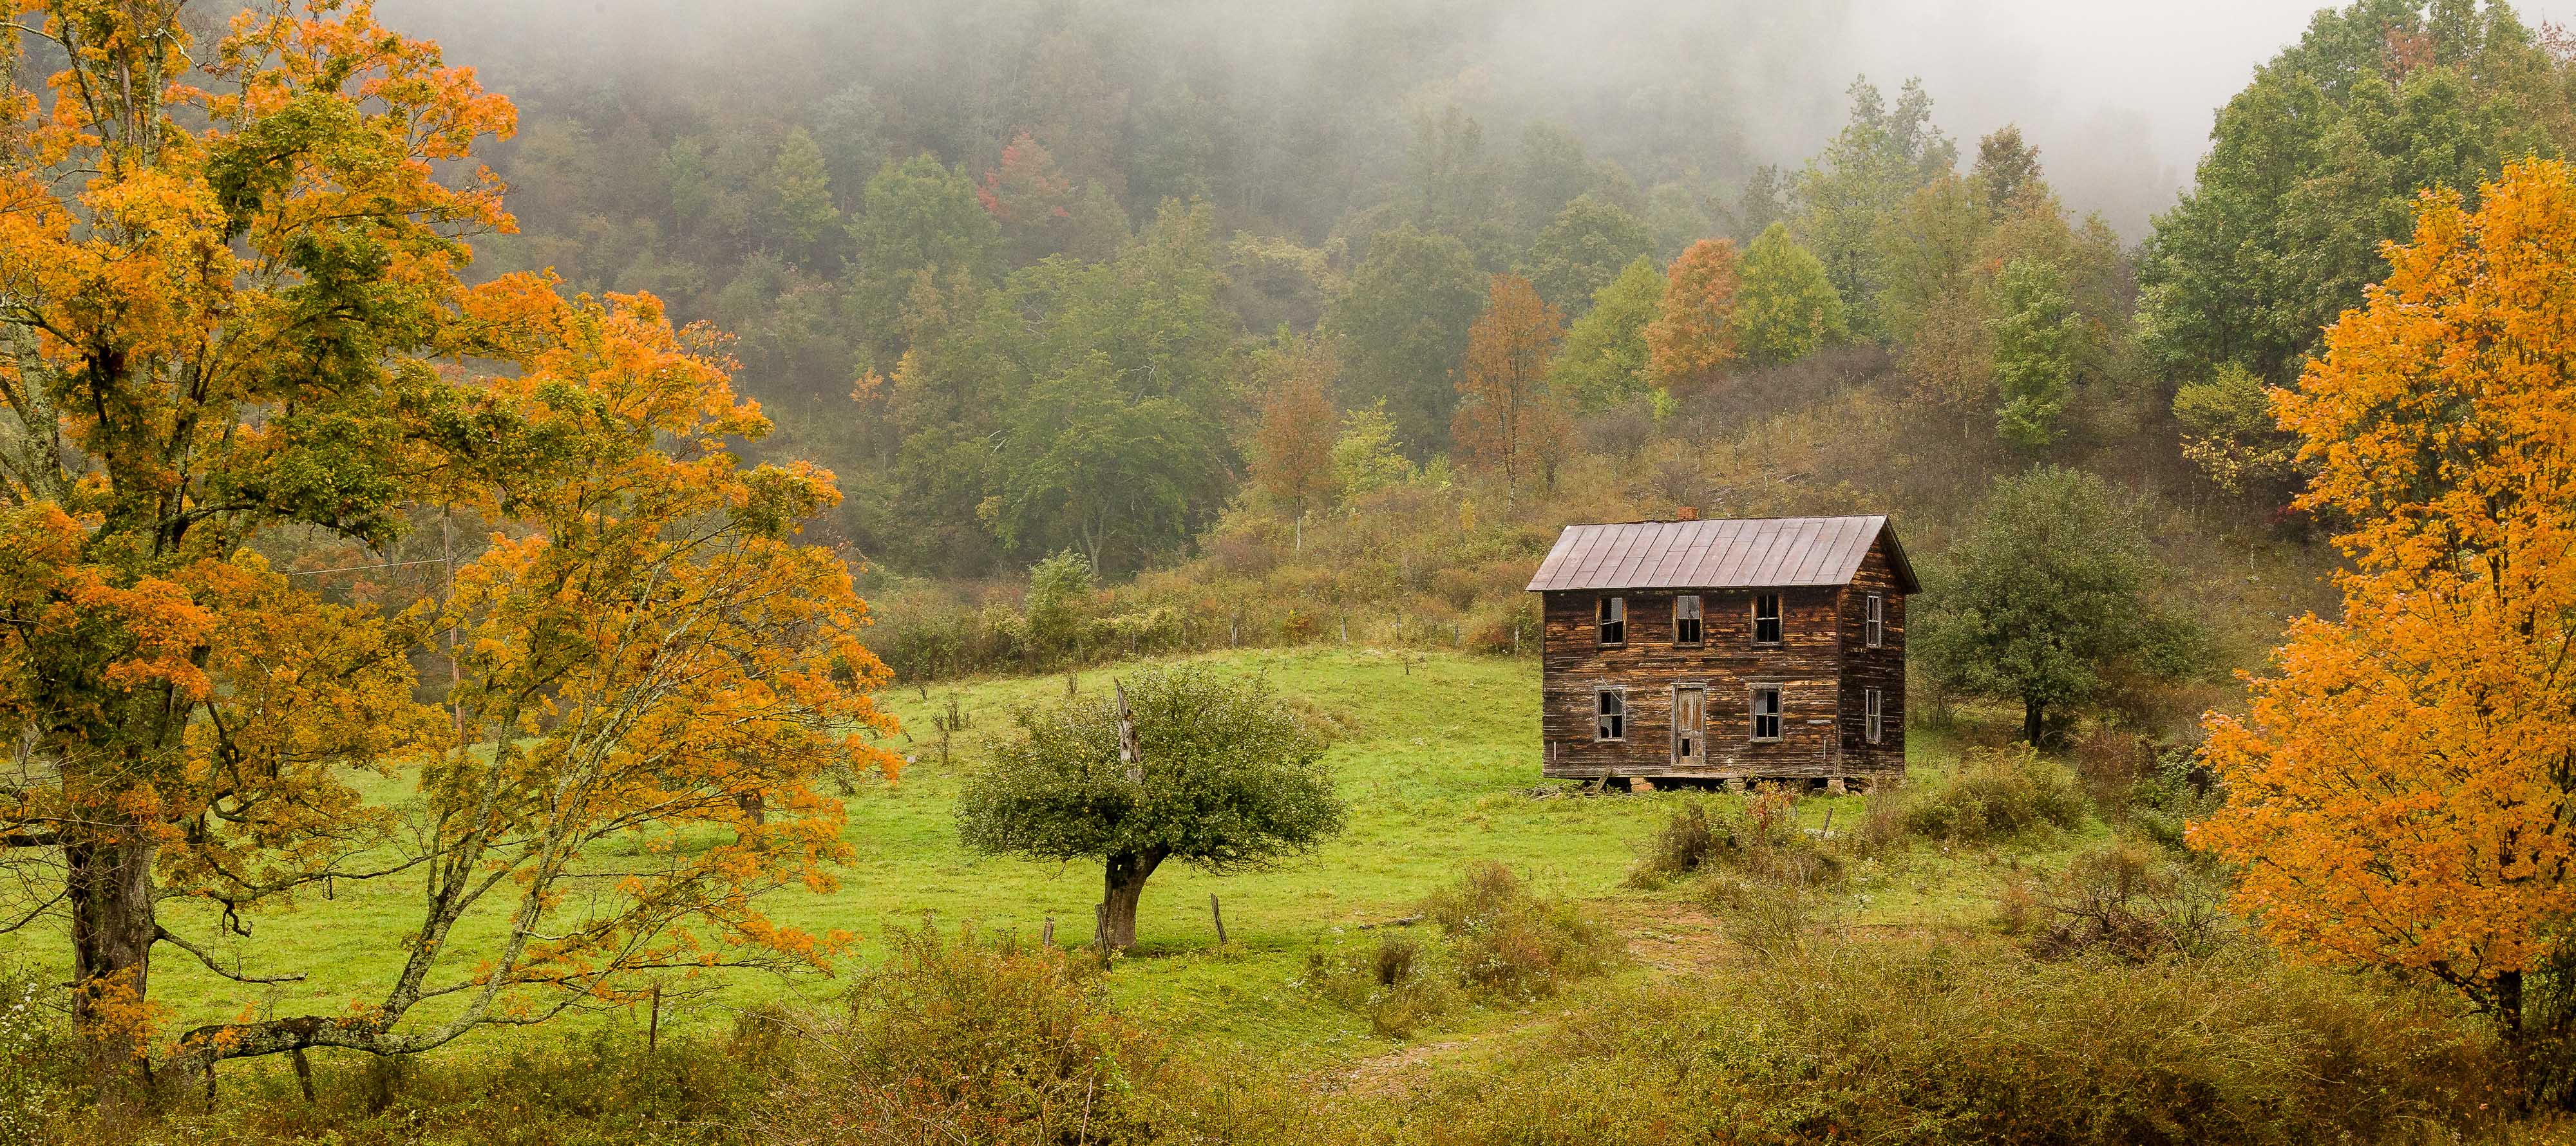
[1866,688,1884,744]
[1596,596,1625,645]
[1595,688,1627,741]
[1866,594,1884,648]
[1748,685,1781,742]
[1674,594,1703,645]
[1752,594,1782,645]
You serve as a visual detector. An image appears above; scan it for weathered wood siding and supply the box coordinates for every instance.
[1835,538,1908,773]
[1539,587,1862,780]
[1535,529,1909,784]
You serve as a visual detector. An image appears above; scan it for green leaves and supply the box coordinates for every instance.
[1735,223,1847,367]
[1518,194,1653,319]
[1914,466,2206,740]
[1989,258,2081,449]
[956,665,1345,872]
[2139,0,2569,385]
[1327,227,1486,456]
[1548,257,1664,410]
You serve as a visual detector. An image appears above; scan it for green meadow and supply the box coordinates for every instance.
[3,646,2087,1071]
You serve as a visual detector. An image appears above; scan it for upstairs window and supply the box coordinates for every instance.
[1866,594,1884,648]
[1596,688,1627,741]
[1866,688,1884,744]
[1596,596,1626,646]
[1749,685,1782,741]
[1752,593,1783,645]
[1674,594,1703,645]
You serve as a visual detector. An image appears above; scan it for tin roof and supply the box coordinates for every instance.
[1524,516,1918,594]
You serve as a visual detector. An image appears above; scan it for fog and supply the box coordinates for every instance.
[379,0,2576,240]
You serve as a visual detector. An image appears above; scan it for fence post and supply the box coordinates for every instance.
[1209,893,1227,946]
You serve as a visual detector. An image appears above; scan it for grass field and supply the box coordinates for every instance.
[5,646,2086,1071]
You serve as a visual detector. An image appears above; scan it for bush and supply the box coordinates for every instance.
[0,970,61,1146]
[1303,932,1460,1038]
[1369,942,2510,1145]
[2125,744,2223,849]
[757,923,1172,1145]
[1423,863,1615,1000]
[1902,744,2087,844]
[2003,842,2228,963]
[1624,800,1719,888]
[75,1024,768,1146]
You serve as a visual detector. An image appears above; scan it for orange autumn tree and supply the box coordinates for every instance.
[1644,237,1743,391]
[2193,158,2576,1037]
[1452,273,1565,500]
[0,0,895,1091]
[1248,332,1339,524]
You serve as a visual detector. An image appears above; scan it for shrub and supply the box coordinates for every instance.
[2008,842,2228,962]
[1623,800,1719,888]
[1303,933,1459,1038]
[757,923,1172,1145]
[1902,744,2087,843]
[0,971,61,1146]
[2070,722,2156,811]
[2124,744,2223,849]
[1423,863,1615,999]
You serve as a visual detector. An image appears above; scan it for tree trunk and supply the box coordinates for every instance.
[2023,699,2045,746]
[67,831,158,1089]
[2499,969,2526,1039]
[1099,849,1166,952]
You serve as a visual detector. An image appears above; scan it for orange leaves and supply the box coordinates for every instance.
[1645,238,1743,389]
[3,0,902,1069]
[1452,274,1566,494]
[2195,160,2576,1019]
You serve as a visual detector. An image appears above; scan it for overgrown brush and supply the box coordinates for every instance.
[59,1023,767,1146]
[1370,941,2512,1145]
[757,923,1176,1145]
[1423,863,1616,1000]
[1623,800,1720,888]
[1902,743,2088,843]
[1305,865,1614,1037]
[1685,787,1850,960]
[1303,933,1459,1038]
[2000,841,2228,962]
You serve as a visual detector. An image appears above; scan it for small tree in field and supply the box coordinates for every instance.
[956,666,1345,951]
[1915,467,2202,744]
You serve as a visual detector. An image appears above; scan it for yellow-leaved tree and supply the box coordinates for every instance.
[0,1,895,1096]
[2195,158,2576,1042]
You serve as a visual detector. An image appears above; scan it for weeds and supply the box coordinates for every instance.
[2002,842,2229,962]
[1622,800,1719,888]
[758,923,1164,1146]
[1381,940,2510,1145]
[1424,863,1617,1000]
[1902,742,2087,843]
[1304,934,1458,1038]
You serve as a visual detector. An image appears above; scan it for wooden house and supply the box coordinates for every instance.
[1525,514,1916,789]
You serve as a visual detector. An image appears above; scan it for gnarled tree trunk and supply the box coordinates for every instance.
[66,829,158,1088]
[1099,849,1166,952]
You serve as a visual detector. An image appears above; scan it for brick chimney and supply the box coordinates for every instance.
[1675,506,1698,521]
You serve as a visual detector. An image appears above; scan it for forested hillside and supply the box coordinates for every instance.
[341,0,2576,702]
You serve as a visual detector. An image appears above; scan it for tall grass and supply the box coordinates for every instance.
[1376,943,2510,1145]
